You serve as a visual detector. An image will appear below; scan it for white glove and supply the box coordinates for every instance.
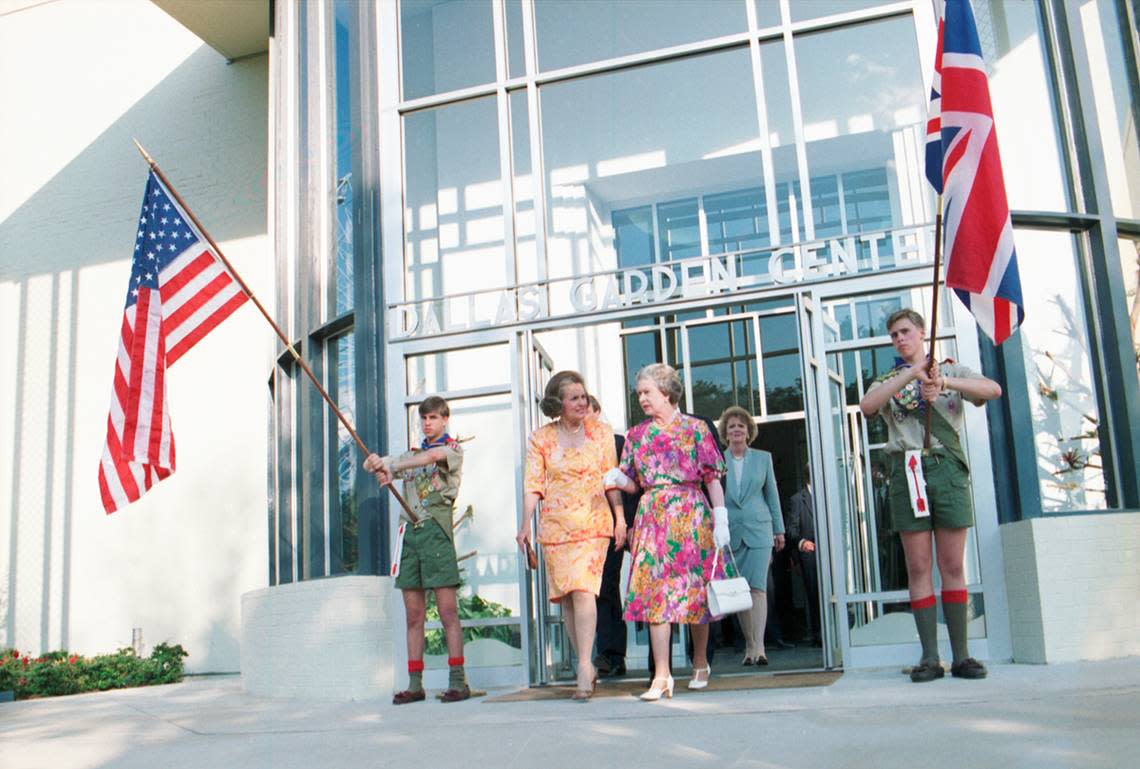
[603,468,631,489]
[713,506,730,549]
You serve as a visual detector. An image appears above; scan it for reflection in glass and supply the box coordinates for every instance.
[540,48,762,291]
[505,0,525,78]
[623,332,662,425]
[510,90,538,284]
[1080,0,1140,219]
[1016,230,1107,511]
[400,0,495,100]
[404,98,505,301]
[790,0,891,23]
[1119,238,1140,377]
[534,0,746,71]
[407,344,511,395]
[753,0,781,28]
[418,392,523,669]
[796,16,930,246]
[975,0,1072,211]
[332,332,357,574]
[763,353,802,414]
[848,595,986,646]
[333,0,356,315]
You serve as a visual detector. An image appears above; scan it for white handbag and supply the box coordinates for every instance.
[707,547,752,618]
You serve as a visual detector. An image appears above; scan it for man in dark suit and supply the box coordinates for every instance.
[786,465,821,646]
[591,397,639,677]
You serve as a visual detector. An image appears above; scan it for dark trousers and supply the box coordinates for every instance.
[801,551,821,640]
[594,544,627,665]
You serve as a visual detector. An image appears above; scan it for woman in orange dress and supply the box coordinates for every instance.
[517,371,625,700]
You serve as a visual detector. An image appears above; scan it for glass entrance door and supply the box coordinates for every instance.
[675,309,826,671]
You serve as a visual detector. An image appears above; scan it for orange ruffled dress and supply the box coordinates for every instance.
[524,416,617,602]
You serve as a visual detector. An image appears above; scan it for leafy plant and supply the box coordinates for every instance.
[0,643,189,700]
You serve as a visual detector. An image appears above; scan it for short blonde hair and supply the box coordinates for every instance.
[635,363,683,405]
[717,405,758,444]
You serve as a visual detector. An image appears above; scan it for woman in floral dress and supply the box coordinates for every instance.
[518,370,625,700]
[606,363,729,701]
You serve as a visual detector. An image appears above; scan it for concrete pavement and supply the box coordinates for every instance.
[2,658,1137,769]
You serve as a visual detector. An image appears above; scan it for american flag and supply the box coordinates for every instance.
[98,171,248,513]
[925,0,1024,345]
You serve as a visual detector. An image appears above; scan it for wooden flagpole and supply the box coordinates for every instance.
[132,140,419,522]
[923,193,944,450]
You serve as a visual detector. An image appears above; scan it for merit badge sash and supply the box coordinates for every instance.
[390,521,407,577]
[903,450,931,518]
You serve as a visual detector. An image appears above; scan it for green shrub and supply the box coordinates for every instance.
[0,643,189,701]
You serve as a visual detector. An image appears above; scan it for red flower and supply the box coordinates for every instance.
[10,650,18,659]
[22,658,29,666]
[68,655,78,664]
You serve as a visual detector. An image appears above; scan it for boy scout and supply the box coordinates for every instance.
[859,309,1001,683]
[364,396,469,704]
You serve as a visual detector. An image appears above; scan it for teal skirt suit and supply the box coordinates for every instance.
[724,448,784,591]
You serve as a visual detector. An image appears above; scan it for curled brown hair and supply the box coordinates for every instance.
[540,370,586,418]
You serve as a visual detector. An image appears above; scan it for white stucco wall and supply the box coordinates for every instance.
[0,0,269,672]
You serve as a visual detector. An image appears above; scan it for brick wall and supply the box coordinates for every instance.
[1001,513,1140,663]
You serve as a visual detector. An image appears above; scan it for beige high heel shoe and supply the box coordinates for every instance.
[640,675,674,701]
[688,665,711,690]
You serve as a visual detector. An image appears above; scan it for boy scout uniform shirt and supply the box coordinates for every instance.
[396,439,463,540]
[867,360,980,454]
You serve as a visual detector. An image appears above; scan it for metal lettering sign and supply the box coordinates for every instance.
[390,224,936,339]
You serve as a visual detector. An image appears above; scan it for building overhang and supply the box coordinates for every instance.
[150,0,269,61]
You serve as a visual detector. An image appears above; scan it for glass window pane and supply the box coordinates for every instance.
[613,205,655,268]
[796,16,931,247]
[407,343,510,394]
[401,0,496,100]
[403,98,506,302]
[763,352,803,414]
[1120,237,1140,378]
[331,332,358,574]
[505,0,526,78]
[790,0,892,23]
[657,198,701,262]
[624,331,662,424]
[539,48,763,298]
[1016,230,1108,511]
[849,595,986,646]
[510,90,538,284]
[534,0,746,72]
[977,0,1072,211]
[1079,0,1140,219]
[706,188,770,254]
[333,0,356,315]
[753,0,781,28]
[761,40,803,248]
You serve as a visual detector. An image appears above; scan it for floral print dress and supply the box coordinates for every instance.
[524,416,617,602]
[620,414,727,624]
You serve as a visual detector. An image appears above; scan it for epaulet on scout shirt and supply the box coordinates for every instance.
[445,437,461,450]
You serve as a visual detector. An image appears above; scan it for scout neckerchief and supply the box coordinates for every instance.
[421,433,452,450]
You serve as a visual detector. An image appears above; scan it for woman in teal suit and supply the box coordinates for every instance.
[718,405,786,665]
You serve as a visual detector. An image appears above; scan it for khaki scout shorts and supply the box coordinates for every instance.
[887,450,975,532]
[395,519,461,590]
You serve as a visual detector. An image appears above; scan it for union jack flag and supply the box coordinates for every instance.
[925,0,1024,345]
[98,171,248,513]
